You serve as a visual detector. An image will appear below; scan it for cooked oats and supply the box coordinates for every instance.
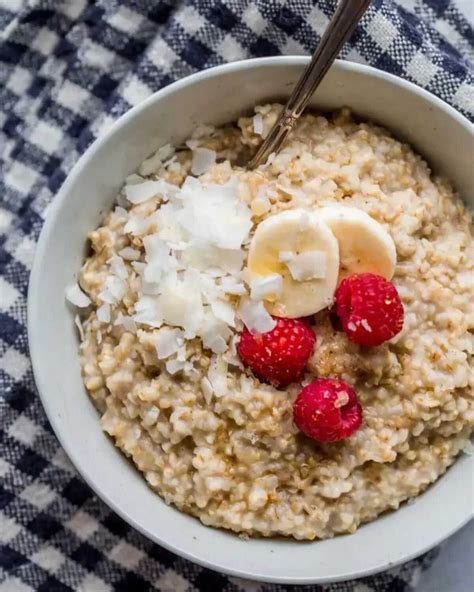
[78,106,473,540]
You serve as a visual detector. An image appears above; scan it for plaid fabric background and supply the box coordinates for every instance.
[0,1,472,591]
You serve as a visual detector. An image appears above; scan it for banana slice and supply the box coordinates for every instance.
[318,205,396,281]
[247,209,340,318]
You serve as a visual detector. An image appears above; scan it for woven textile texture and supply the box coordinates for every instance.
[0,1,472,590]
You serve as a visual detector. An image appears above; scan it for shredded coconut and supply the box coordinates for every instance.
[108,255,128,280]
[191,148,216,176]
[250,274,283,300]
[65,283,91,308]
[285,251,327,281]
[154,327,185,359]
[191,124,215,139]
[138,144,175,176]
[201,322,231,354]
[119,247,140,261]
[111,206,128,221]
[122,176,253,350]
[133,295,163,328]
[125,179,176,204]
[186,139,200,150]
[253,113,264,135]
[105,275,127,302]
[201,377,213,405]
[97,303,111,323]
[114,313,137,333]
[123,212,155,236]
[239,299,276,334]
[166,359,186,375]
[176,177,252,250]
[207,356,228,397]
[74,315,85,341]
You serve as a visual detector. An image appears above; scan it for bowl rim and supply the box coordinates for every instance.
[28,56,474,584]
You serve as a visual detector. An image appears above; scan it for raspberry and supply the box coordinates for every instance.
[335,273,404,346]
[293,379,362,442]
[237,317,316,387]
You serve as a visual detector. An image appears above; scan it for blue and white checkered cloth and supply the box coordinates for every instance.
[1,1,472,590]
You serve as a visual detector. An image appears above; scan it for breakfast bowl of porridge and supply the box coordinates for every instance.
[28,57,473,584]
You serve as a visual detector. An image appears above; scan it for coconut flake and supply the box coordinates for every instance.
[203,334,227,354]
[143,235,175,283]
[158,272,204,337]
[111,206,128,222]
[239,299,276,334]
[191,148,216,176]
[191,124,215,139]
[97,288,116,305]
[201,377,213,405]
[182,243,245,276]
[219,276,247,296]
[250,274,283,300]
[163,155,177,169]
[114,312,137,333]
[122,316,137,333]
[166,359,185,374]
[156,144,174,161]
[154,201,185,244]
[201,315,232,354]
[141,279,161,296]
[105,275,127,301]
[133,295,163,328]
[207,356,228,397]
[253,113,264,135]
[210,299,235,327]
[97,303,111,323]
[125,179,175,204]
[65,283,91,308]
[108,255,128,280]
[74,315,85,340]
[184,362,198,378]
[177,177,252,250]
[186,139,200,150]
[119,247,140,261]
[125,173,145,185]
[110,165,256,353]
[124,213,155,236]
[154,327,185,359]
[360,319,372,333]
[139,144,175,176]
[138,153,162,177]
[176,344,187,362]
[284,251,327,281]
[131,261,145,274]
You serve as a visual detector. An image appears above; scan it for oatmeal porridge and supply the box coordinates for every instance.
[69,106,473,540]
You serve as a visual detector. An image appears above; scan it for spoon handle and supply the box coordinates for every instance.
[249,0,372,169]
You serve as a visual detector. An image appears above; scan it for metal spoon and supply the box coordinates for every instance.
[249,0,372,169]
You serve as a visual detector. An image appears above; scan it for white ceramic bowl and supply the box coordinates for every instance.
[28,57,473,584]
